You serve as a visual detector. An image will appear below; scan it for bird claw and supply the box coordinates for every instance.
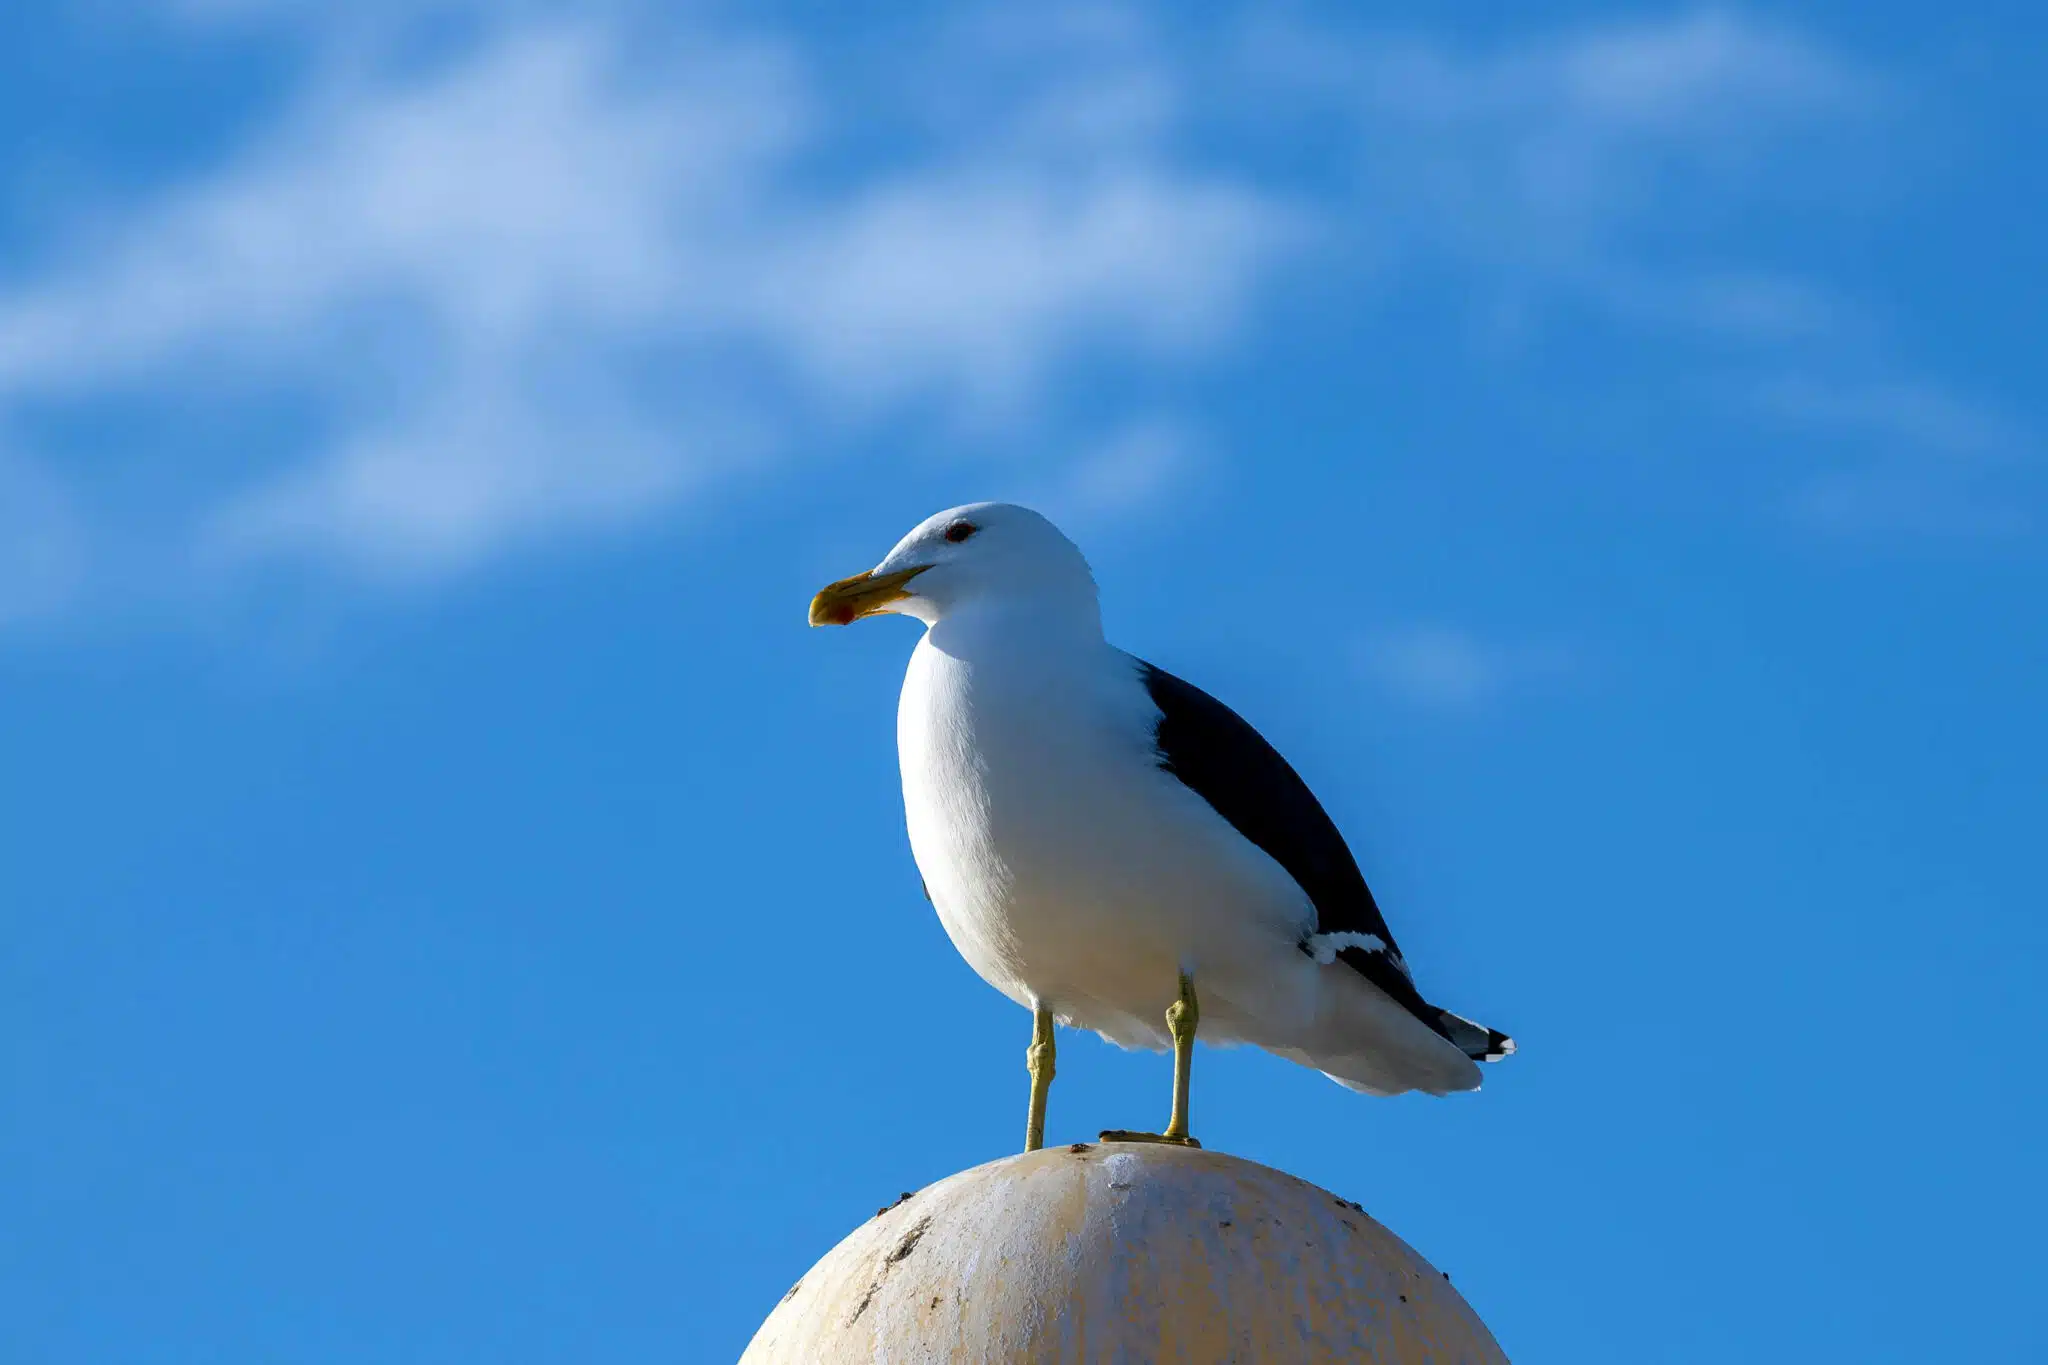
[1097,1129,1201,1148]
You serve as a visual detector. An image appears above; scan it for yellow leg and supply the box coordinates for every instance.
[1024,1003,1056,1152]
[1100,973,1202,1149]
[1164,973,1198,1141]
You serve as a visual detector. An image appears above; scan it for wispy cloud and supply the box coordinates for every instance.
[1243,9,1870,339]
[1360,625,1576,711]
[1040,415,1202,525]
[1750,375,2038,537]
[0,6,1971,625]
[1791,468,2034,539]
[0,12,1298,590]
[1756,377,2031,461]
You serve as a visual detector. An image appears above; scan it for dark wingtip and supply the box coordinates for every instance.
[1436,1009,1516,1062]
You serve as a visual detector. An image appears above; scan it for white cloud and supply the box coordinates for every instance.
[1791,468,2033,539]
[738,171,1290,413]
[203,366,727,580]
[1243,10,1870,338]
[1330,10,1866,133]
[1748,376,2038,538]
[0,7,1957,618]
[0,13,1298,586]
[0,26,783,393]
[1246,14,2041,541]
[1361,625,1575,711]
[1040,414,1200,524]
[1756,378,2031,461]
[1536,10,1865,124]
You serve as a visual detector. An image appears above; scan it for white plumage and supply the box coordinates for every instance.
[813,502,1510,1110]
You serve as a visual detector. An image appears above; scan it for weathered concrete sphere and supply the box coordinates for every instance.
[742,1141,1507,1364]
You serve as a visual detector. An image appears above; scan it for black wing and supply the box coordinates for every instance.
[1137,659,1473,1050]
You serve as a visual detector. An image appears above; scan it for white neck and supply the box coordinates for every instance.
[922,590,1106,661]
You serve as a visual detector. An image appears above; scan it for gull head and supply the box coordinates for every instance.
[809,502,1097,628]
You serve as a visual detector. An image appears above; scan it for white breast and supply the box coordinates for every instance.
[897,613,1316,1049]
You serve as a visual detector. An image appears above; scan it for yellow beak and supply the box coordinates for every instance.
[808,565,930,626]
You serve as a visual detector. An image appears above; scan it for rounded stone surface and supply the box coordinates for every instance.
[742,1141,1507,1364]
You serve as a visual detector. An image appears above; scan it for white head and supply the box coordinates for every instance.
[809,502,1098,629]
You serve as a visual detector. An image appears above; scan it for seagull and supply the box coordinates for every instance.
[811,503,1511,1151]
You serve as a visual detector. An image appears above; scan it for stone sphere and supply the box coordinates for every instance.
[742,1141,1507,1364]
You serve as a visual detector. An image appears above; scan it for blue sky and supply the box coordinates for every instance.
[3,2,2043,1360]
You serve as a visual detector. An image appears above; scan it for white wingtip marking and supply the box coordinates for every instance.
[1305,930,1387,965]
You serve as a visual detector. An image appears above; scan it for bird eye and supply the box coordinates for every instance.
[943,521,977,544]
